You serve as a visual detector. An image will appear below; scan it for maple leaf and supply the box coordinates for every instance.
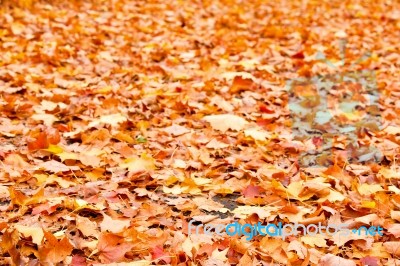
[0,229,21,265]
[151,245,171,264]
[119,153,155,173]
[88,113,128,128]
[15,225,44,245]
[76,216,99,238]
[203,114,248,132]
[259,237,288,264]
[244,127,271,141]
[27,131,49,150]
[38,231,73,264]
[1,0,399,264]
[319,254,356,266]
[31,201,60,215]
[9,187,44,206]
[38,160,80,172]
[229,76,256,93]
[97,233,134,263]
[360,256,379,266]
[100,213,131,234]
[242,184,261,198]
[383,242,400,256]
[163,124,190,136]
[71,255,87,266]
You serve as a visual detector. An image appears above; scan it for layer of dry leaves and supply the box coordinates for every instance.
[1,0,400,265]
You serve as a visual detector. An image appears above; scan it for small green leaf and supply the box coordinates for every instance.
[135,135,147,143]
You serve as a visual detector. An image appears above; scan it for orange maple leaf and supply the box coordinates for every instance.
[38,231,73,264]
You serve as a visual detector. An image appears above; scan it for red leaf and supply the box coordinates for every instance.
[31,202,59,215]
[259,104,274,114]
[312,136,323,147]
[56,124,70,132]
[71,255,87,266]
[47,128,61,145]
[27,131,49,151]
[243,185,261,198]
[151,245,171,264]
[292,50,305,59]
[360,256,379,266]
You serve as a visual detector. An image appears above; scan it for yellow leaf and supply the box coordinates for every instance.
[214,187,235,194]
[361,201,376,208]
[75,199,89,208]
[53,230,67,238]
[11,22,24,35]
[95,86,113,94]
[57,151,79,161]
[286,181,304,198]
[318,189,345,203]
[43,144,63,154]
[163,185,183,195]
[15,225,44,245]
[379,167,400,179]
[137,121,150,133]
[301,235,327,248]
[231,206,278,219]
[191,176,212,186]
[34,174,75,188]
[203,114,248,132]
[9,187,44,206]
[88,113,127,128]
[164,176,180,186]
[244,128,271,141]
[120,153,155,172]
[211,248,228,262]
[173,159,187,168]
[358,183,384,195]
[182,237,197,258]
[113,132,135,144]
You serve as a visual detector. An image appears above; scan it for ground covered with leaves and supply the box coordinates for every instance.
[1,0,400,265]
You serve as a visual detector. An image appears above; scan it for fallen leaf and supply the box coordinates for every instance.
[15,225,44,245]
[151,245,171,264]
[360,256,379,266]
[301,235,327,248]
[319,254,356,266]
[119,153,155,173]
[244,128,270,141]
[242,185,261,198]
[100,213,130,234]
[97,233,134,263]
[163,124,190,136]
[203,114,248,132]
[38,160,80,172]
[38,231,73,264]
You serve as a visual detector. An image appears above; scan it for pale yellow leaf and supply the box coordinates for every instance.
[300,235,327,248]
[358,183,384,195]
[15,225,44,245]
[203,114,248,132]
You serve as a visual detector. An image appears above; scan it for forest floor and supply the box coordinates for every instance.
[1,0,400,265]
